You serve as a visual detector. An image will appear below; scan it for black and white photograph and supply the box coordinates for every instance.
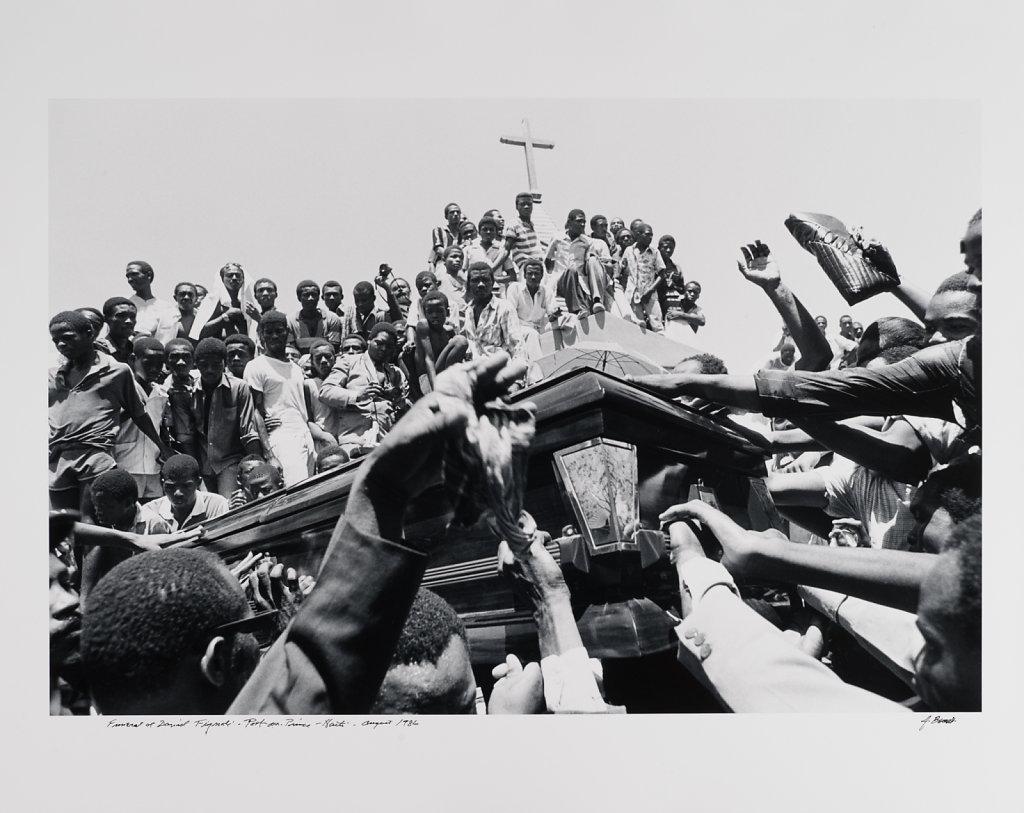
[10,2,1021,811]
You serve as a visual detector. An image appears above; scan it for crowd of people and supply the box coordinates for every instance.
[47,190,982,716]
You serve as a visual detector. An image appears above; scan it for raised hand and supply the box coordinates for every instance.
[487,654,545,714]
[737,240,782,289]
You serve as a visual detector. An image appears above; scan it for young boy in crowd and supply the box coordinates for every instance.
[462,264,525,363]
[241,463,286,502]
[141,454,230,531]
[224,333,256,379]
[437,245,468,308]
[303,339,344,453]
[229,454,269,509]
[112,336,169,501]
[162,338,200,460]
[49,311,172,515]
[193,337,266,498]
[244,311,317,487]
[413,291,469,393]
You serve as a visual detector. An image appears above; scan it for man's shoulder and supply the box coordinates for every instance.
[199,490,231,514]
[140,497,171,521]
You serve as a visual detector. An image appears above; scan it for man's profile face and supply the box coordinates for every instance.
[341,336,366,356]
[961,233,982,278]
[254,282,278,311]
[468,269,493,302]
[108,305,138,338]
[298,286,321,312]
[50,555,81,671]
[166,346,195,381]
[524,264,543,292]
[423,302,448,330]
[225,342,252,377]
[914,552,980,711]
[321,285,343,312]
[50,323,93,361]
[372,634,478,714]
[125,264,152,294]
[195,285,208,304]
[162,474,199,510]
[923,290,980,345]
[487,210,505,232]
[516,196,533,220]
[136,347,166,384]
[658,237,676,258]
[353,291,375,315]
[310,345,336,378]
[196,354,226,388]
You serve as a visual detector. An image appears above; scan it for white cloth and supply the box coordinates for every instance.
[818,456,917,550]
[129,295,179,345]
[189,267,260,342]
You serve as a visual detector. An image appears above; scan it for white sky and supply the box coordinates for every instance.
[50,98,978,373]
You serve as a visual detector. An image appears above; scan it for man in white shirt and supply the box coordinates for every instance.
[125,260,179,345]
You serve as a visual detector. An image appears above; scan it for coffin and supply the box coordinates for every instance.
[187,369,775,665]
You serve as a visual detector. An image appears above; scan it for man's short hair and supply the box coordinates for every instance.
[368,322,398,341]
[521,258,544,273]
[322,280,342,291]
[174,281,197,296]
[161,454,201,482]
[923,456,982,526]
[389,588,467,668]
[253,277,277,290]
[315,444,349,470]
[420,290,449,311]
[247,463,283,485]
[945,513,981,641]
[857,317,929,366]
[442,245,464,261]
[127,260,154,279]
[90,469,139,505]
[964,208,982,238]
[195,337,227,361]
[224,334,256,354]
[296,279,320,296]
[590,214,607,229]
[685,281,702,293]
[353,281,375,297]
[443,202,461,216]
[102,297,137,319]
[566,208,586,225]
[164,338,194,357]
[515,191,533,203]
[133,336,164,355]
[50,310,93,334]
[259,310,288,331]
[934,271,977,296]
[308,338,333,355]
[76,306,105,326]
[877,345,922,365]
[478,215,498,232]
[467,261,493,277]
[679,353,728,375]
[81,549,249,712]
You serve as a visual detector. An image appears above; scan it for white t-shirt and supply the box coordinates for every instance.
[889,415,964,468]
[243,355,309,429]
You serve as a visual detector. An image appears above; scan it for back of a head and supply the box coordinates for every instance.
[674,353,728,375]
[856,317,929,366]
[81,549,249,714]
[370,588,475,714]
[934,271,976,297]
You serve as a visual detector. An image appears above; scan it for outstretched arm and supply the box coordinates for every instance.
[790,415,931,485]
[627,372,763,412]
[737,241,832,371]
[852,230,929,321]
[659,501,935,613]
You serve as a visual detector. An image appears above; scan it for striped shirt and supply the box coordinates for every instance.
[504,218,544,272]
